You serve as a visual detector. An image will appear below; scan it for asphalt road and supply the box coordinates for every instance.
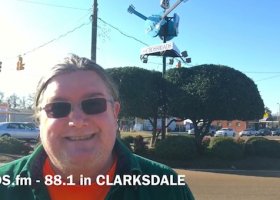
[176,169,280,200]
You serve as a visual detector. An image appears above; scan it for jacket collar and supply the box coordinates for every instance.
[114,138,142,176]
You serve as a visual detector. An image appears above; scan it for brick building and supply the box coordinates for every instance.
[211,120,249,133]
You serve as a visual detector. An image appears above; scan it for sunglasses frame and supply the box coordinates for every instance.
[40,97,114,118]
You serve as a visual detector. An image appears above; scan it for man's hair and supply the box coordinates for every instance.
[33,54,119,123]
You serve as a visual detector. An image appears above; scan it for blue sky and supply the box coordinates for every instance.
[0,0,279,114]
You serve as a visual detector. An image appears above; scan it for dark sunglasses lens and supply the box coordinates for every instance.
[45,102,71,118]
[82,98,107,115]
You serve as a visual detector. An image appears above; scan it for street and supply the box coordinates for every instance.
[176,169,280,200]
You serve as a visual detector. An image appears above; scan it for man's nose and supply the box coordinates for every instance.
[68,105,88,128]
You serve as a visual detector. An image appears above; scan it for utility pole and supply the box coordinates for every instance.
[91,0,98,63]
[161,21,168,140]
[128,0,190,141]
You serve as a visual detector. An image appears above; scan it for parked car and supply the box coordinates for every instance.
[255,128,271,136]
[208,126,217,136]
[214,128,236,137]
[239,128,258,137]
[271,128,280,136]
[187,128,195,135]
[0,122,39,141]
[187,126,216,136]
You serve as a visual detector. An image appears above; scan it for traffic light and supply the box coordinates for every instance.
[176,61,181,68]
[17,55,25,70]
[0,61,2,72]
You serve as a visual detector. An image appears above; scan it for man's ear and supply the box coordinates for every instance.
[113,102,120,119]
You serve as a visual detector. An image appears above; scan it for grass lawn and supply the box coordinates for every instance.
[121,131,153,138]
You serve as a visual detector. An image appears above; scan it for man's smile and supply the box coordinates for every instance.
[65,134,95,141]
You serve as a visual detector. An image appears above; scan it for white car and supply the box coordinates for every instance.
[187,128,195,135]
[0,122,39,141]
[214,128,235,137]
[239,128,258,137]
[188,127,216,136]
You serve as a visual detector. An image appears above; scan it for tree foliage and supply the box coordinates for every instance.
[0,92,34,110]
[0,91,4,103]
[107,67,163,118]
[6,94,21,109]
[166,64,264,151]
[107,67,164,145]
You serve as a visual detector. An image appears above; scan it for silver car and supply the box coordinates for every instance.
[239,128,258,137]
[271,128,280,136]
[214,128,236,137]
[0,122,39,141]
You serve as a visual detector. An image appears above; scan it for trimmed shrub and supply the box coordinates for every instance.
[120,135,148,154]
[122,135,134,144]
[236,137,246,145]
[154,136,197,160]
[244,137,267,156]
[202,136,211,148]
[120,137,133,151]
[133,135,147,154]
[244,137,280,158]
[209,137,243,160]
[0,136,33,155]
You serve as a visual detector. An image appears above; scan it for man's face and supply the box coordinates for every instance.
[39,70,120,173]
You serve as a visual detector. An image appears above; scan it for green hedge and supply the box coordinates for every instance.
[133,135,148,154]
[121,135,134,144]
[120,136,133,151]
[244,137,280,158]
[154,136,197,160]
[209,137,243,160]
[0,136,33,155]
[121,135,148,154]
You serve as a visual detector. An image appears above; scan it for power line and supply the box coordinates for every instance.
[22,21,91,56]
[97,18,193,66]
[255,74,280,82]
[16,0,89,11]
[5,7,276,77]
[244,72,280,74]
[98,17,149,46]
[145,61,280,80]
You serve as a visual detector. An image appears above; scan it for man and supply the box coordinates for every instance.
[0,54,194,200]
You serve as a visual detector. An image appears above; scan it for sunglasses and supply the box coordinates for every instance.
[41,98,113,118]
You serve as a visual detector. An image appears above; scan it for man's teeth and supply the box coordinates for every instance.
[66,134,94,141]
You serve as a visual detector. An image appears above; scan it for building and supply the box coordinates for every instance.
[211,120,247,133]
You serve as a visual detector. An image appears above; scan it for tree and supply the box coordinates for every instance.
[6,94,21,109]
[265,107,272,114]
[0,91,4,103]
[25,93,35,110]
[166,64,264,151]
[107,67,164,146]
[19,96,27,109]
